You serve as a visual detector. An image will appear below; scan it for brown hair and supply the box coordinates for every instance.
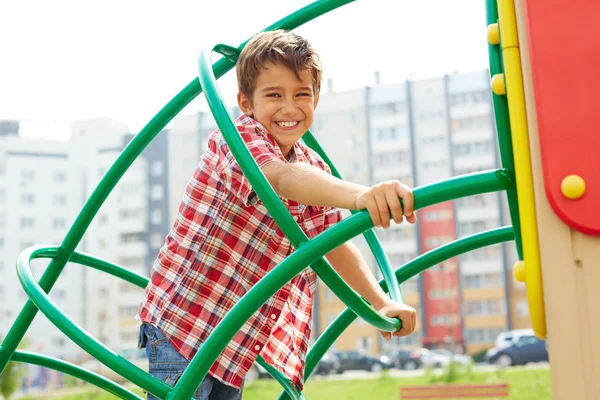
[236,30,322,100]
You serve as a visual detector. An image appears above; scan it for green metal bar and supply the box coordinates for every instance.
[277,226,515,400]
[11,350,143,400]
[0,0,355,382]
[198,46,404,339]
[256,356,306,400]
[486,0,523,259]
[165,169,510,400]
[16,247,173,400]
[69,252,149,289]
[302,131,403,303]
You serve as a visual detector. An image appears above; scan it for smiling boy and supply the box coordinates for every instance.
[137,30,417,400]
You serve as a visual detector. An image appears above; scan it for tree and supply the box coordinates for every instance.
[0,336,29,400]
[0,361,21,400]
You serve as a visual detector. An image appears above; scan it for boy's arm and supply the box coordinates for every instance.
[262,161,417,228]
[325,241,417,339]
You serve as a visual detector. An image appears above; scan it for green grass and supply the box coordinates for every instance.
[245,367,552,400]
[20,367,552,399]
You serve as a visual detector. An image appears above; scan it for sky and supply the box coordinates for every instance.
[0,0,489,139]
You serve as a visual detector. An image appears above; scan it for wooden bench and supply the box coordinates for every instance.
[400,383,509,399]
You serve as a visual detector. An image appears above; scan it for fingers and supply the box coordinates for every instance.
[393,309,416,337]
[360,180,415,228]
[386,185,404,224]
[395,181,415,223]
[365,199,382,228]
[374,190,391,229]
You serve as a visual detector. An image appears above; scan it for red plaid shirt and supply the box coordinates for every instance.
[137,115,342,390]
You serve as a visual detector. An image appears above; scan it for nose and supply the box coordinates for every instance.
[280,98,300,116]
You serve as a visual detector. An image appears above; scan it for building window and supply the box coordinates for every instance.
[20,217,34,228]
[151,209,163,225]
[119,209,142,220]
[151,185,164,201]
[429,289,456,299]
[53,194,67,206]
[21,170,35,181]
[430,315,457,326]
[516,301,529,316]
[118,257,145,267]
[151,233,163,248]
[21,193,35,205]
[51,337,66,347]
[121,232,144,243]
[52,218,67,229]
[423,210,453,221]
[151,161,164,176]
[119,306,139,317]
[464,327,505,344]
[401,276,418,293]
[465,300,505,316]
[462,273,503,289]
[53,172,66,183]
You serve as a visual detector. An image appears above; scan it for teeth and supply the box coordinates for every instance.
[277,121,298,128]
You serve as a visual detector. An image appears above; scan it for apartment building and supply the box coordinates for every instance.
[312,70,528,355]
[0,118,171,361]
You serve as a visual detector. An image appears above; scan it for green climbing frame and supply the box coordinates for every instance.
[0,1,522,399]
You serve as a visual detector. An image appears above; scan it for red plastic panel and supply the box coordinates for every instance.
[523,0,600,235]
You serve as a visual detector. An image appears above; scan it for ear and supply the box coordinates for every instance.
[237,92,254,116]
[313,92,320,109]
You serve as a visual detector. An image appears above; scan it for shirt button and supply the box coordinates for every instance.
[271,313,277,320]
[254,345,261,351]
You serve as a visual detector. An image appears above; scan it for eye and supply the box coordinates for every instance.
[266,93,281,98]
[297,92,311,97]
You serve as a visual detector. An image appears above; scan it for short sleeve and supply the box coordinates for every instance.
[302,206,343,239]
[216,125,282,206]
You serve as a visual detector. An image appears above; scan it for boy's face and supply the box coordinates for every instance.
[237,62,319,158]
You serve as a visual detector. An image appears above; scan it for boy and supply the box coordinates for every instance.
[137,30,417,400]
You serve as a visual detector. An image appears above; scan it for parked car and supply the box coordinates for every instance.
[486,329,534,362]
[246,352,340,382]
[312,352,340,376]
[334,351,394,373]
[421,348,472,368]
[392,348,429,370]
[488,334,548,367]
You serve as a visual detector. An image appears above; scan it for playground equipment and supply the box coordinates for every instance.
[1,0,598,399]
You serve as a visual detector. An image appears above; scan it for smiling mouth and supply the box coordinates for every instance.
[275,121,300,129]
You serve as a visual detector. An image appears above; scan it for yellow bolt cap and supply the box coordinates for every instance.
[487,23,500,45]
[561,174,586,200]
[513,260,526,283]
[491,74,506,96]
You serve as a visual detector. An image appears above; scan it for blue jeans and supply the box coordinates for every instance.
[137,323,244,400]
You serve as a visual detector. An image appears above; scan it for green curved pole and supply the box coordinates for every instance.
[11,351,143,400]
[164,169,510,400]
[0,0,354,378]
[197,46,404,335]
[277,226,515,400]
[302,131,403,303]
